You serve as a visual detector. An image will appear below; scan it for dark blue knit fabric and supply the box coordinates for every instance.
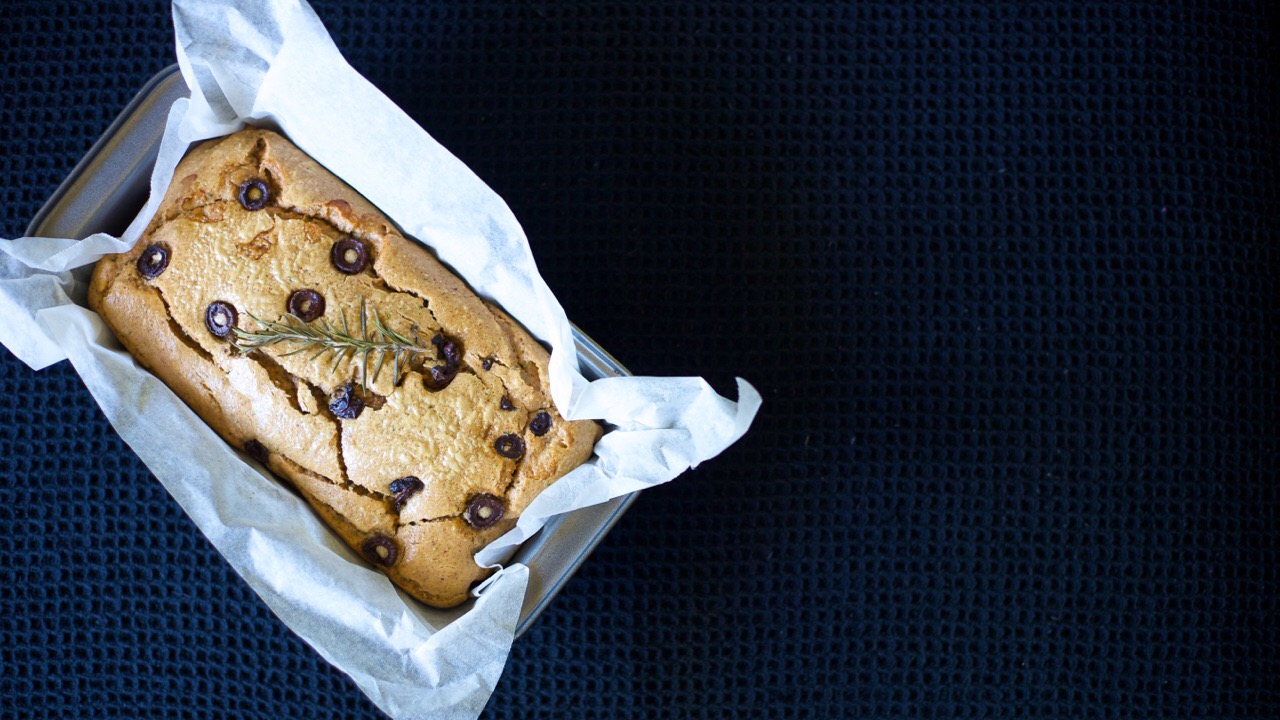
[2,1,1279,718]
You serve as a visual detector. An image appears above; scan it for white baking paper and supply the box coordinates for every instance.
[0,1,761,718]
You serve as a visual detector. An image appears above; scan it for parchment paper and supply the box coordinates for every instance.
[0,1,761,718]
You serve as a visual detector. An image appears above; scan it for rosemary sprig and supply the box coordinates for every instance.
[231,298,426,391]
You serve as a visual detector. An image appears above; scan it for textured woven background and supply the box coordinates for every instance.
[3,1,1279,718]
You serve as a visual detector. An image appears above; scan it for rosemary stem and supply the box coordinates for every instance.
[229,303,427,391]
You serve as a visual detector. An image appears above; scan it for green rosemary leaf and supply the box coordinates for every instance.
[329,345,348,375]
[373,347,387,385]
[279,345,319,359]
[361,346,371,392]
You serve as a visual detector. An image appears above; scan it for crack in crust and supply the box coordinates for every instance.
[282,453,393,504]
[370,275,437,323]
[155,291,216,364]
[272,445,475,528]
[245,349,308,415]
[323,404,352,487]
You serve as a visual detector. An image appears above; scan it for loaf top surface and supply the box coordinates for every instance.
[88,128,599,607]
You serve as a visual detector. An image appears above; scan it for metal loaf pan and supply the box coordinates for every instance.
[27,65,636,638]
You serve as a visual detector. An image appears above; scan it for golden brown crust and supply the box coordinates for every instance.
[89,128,600,608]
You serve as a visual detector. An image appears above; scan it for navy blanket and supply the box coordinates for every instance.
[2,2,1277,717]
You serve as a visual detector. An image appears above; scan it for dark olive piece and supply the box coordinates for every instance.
[237,177,270,210]
[287,289,325,322]
[423,333,462,390]
[493,433,525,459]
[499,396,516,411]
[529,411,553,437]
[425,365,457,390]
[388,475,425,511]
[328,383,364,420]
[330,237,368,274]
[464,493,505,530]
[481,358,494,371]
[361,535,398,566]
[204,301,238,338]
[135,243,170,278]
[243,440,269,464]
[433,334,461,367]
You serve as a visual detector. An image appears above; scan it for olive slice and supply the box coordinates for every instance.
[493,434,524,459]
[237,177,270,210]
[136,243,169,278]
[464,494,505,530]
[330,237,368,274]
[287,289,325,322]
[204,301,238,338]
[361,534,398,567]
[529,411,552,437]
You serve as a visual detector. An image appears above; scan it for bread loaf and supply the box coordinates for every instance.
[89,128,600,608]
